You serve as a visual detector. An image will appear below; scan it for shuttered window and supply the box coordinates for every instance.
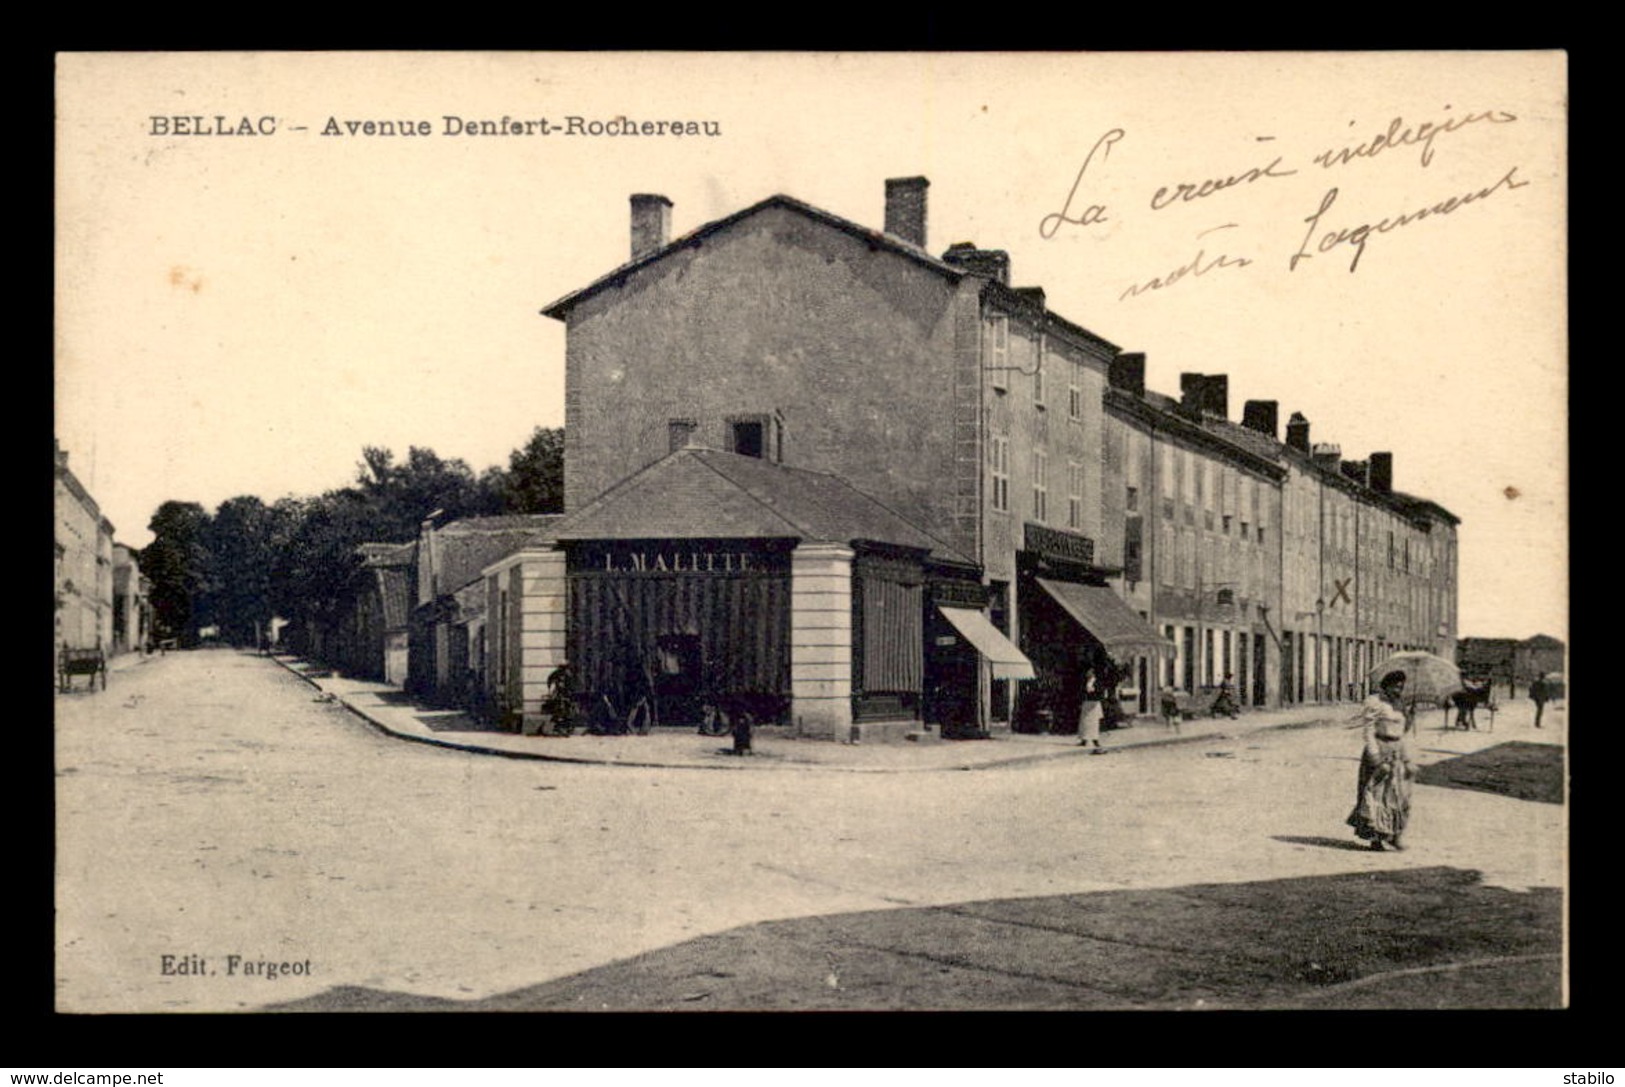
[568,569,791,697]
[853,553,923,695]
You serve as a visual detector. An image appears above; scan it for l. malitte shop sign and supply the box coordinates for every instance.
[570,540,793,576]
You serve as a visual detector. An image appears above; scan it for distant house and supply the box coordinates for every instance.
[408,514,564,709]
[1457,636,1520,692]
[328,541,416,684]
[55,441,116,657]
[110,544,153,655]
[1515,634,1565,686]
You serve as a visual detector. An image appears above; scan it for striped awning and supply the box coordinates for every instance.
[1036,578,1176,658]
[938,607,1035,680]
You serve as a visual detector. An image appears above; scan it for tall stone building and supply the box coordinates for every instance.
[481,177,1460,739]
[54,441,116,657]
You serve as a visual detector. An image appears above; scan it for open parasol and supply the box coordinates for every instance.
[1367,651,1463,705]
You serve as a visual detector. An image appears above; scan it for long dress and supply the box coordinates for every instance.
[1346,693,1413,844]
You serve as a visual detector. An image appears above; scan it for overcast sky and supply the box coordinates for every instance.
[55,52,1566,640]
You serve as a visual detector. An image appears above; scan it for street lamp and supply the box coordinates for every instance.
[1316,596,1326,704]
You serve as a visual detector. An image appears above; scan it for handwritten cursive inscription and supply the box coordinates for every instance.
[1289,166,1529,273]
[1148,156,1297,210]
[1312,107,1518,170]
[1039,128,1124,239]
[1120,225,1253,300]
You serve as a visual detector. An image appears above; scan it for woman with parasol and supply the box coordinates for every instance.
[1347,669,1416,852]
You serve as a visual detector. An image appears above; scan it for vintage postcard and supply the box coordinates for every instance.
[54,52,1567,1013]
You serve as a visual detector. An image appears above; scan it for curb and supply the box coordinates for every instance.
[268,655,1346,773]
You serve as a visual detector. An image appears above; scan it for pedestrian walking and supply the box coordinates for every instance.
[1101,663,1126,731]
[1159,687,1181,732]
[1528,675,1549,729]
[1078,668,1103,751]
[1347,670,1415,852]
[1211,673,1240,719]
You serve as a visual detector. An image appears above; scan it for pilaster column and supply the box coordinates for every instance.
[790,543,854,741]
[520,550,568,735]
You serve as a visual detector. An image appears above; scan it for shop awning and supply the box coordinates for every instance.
[938,607,1035,680]
[1036,578,1177,658]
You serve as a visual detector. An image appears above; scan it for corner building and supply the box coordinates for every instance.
[514,177,1456,738]
[522,178,1168,738]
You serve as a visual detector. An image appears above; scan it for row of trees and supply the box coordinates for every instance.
[142,428,564,646]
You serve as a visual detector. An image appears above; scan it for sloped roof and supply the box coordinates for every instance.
[1389,491,1462,526]
[1199,414,1290,463]
[358,540,416,567]
[542,194,967,320]
[375,566,413,631]
[1117,388,1462,526]
[452,579,487,625]
[435,514,566,593]
[548,448,971,565]
[541,191,1125,363]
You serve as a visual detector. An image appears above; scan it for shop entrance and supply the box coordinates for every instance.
[566,540,793,731]
[924,608,980,732]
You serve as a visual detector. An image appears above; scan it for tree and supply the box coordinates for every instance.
[354,445,503,539]
[501,426,565,514]
[142,501,211,645]
[268,488,374,640]
[202,495,302,646]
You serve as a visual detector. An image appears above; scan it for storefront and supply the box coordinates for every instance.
[1016,523,1173,732]
[915,565,1027,734]
[497,447,1016,741]
[565,538,794,730]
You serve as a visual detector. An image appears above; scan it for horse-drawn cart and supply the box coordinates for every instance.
[58,643,107,692]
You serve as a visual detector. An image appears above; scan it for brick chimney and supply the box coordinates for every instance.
[1203,374,1229,420]
[1369,451,1393,494]
[1109,352,1146,397]
[884,177,929,248]
[941,243,1011,285]
[1341,459,1370,486]
[1312,442,1342,473]
[630,194,672,261]
[1180,373,1206,412]
[1242,400,1278,439]
[1286,412,1311,453]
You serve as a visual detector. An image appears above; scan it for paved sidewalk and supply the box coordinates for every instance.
[268,654,1396,772]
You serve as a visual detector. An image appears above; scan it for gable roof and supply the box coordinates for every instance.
[434,515,566,594]
[542,194,968,321]
[358,540,416,567]
[374,566,414,630]
[546,448,971,564]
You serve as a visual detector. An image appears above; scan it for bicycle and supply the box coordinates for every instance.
[594,690,654,735]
